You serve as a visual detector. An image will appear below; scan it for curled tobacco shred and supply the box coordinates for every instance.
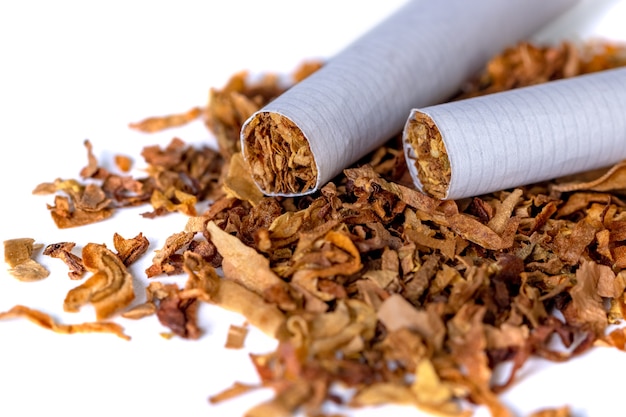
[129,106,203,133]
[0,305,130,340]
[63,242,135,320]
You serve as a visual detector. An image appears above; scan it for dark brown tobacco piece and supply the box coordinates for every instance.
[43,242,85,280]
[3,238,49,282]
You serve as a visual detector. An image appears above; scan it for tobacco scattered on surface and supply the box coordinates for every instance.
[4,40,626,416]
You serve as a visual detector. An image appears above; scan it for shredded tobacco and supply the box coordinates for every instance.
[242,111,318,195]
[5,40,626,417]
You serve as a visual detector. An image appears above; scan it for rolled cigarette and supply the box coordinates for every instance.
[402,67,626,200]
[240,0,577,197]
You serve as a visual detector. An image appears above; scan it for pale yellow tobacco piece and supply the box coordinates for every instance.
[3,238,49,282]
[405,112,451,199]
[213,279,287,339]
[206,221,292,308]
[242,112,317,195]
[222,152,264,206]
[182,251,287,339]
[63,243,135,320]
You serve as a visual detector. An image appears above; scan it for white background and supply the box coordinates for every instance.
[1,1,626,416]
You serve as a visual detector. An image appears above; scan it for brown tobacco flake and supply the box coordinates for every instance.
[225,323,249,349]
[528,406,572,417]
[204,62,320,159]
[156,287,201,339]
[207,220,295,311]
[113,232,150,267]
[129,106,203,133]
[182,252,287,339]
[0,305,130,340]
[552,159,626,193]
[43,242,85,280]
[222,152,264,206]
[242,111,318,195]
[3,238,49,282]
[63,242,135,320]
[48,194,114,228]
[145,231,195,277]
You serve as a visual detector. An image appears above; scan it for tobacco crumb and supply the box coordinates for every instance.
[242,111,318,195]
[63,242,135,320]
[405,112,450,199]
[114,154,133,172]
[225,323,249,349]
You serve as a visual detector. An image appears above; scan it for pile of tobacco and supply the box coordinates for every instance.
[4,41,626,417]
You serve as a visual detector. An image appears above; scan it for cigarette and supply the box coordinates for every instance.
[240,0,577,197]
[402,67,626,200]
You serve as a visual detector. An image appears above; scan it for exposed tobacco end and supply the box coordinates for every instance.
[405,111,451,199]
[241,111,318,195]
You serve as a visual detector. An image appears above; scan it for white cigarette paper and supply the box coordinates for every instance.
[403,67,626,200]
[240,0,577,197]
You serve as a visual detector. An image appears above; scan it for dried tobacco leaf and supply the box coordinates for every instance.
[129,106,203,133]
[225,323,249,349]
[43,242,85,280]
[207,220,295,311]
[145,231,195,277]
[155,285,201,339]
[3,238,49,281]
[0,305,130,340]
[181,251,287,339]
[113,232,150,267]
[222,152,264,206]
[64,242,135,320]
[114,154,133,172]
[527,406,571,417]
[552,159,626,193]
